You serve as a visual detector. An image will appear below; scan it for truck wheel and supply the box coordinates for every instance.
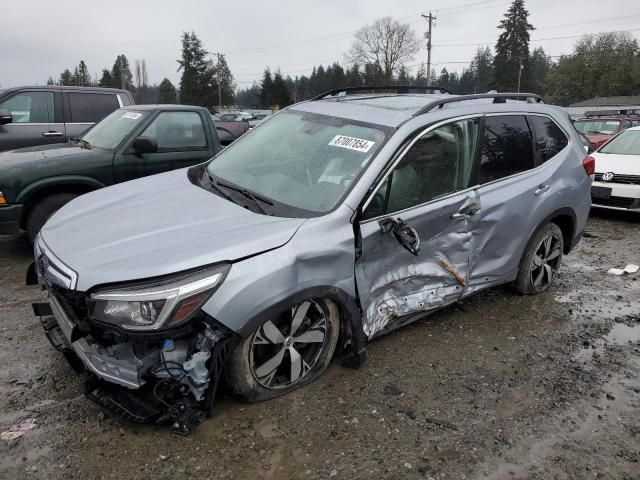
[226,298,340,403]
[26,193,78,243]
[514,223,564,295]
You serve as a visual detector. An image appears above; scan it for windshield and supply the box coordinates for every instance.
[207,111,388,213]
[599,130,640,155]
[81,109,148,150]
[574,119,621,135]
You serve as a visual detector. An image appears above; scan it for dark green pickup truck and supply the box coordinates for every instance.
[0,104,222,241]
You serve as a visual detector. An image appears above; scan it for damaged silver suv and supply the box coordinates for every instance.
[30,87,593,433]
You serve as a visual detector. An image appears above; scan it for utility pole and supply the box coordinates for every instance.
[422,12,436,85]
[211,52,223,108]
[516,55,523,93]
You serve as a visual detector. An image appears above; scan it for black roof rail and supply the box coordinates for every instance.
[413,92,544,116]
[311,85,452,101]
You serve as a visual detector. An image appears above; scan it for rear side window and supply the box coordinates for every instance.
[479,115,534,184]
[68,93,119,123]
[528,115,568,163]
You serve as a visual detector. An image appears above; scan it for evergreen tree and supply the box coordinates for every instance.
[235,82,261,107]
[99,69,113,88]
[471,47,494,92]
[158,78,178,104]
[528,47,551,95]
[111,54,133,90]
[177,32,213,106]
[437,68,450,90]
[46,77,55,86]
[260,68,274,107]
[59,69,73,86]
[272,70,292,108]
[493,0,534,91]
[76,60,91,86]
[211,54,236,106]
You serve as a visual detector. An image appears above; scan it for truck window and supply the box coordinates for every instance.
[141,111,208,151]
[68,93,119,123]
[0,92,54,123]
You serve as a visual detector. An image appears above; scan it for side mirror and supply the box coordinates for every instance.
[132,136,158,155]
[0,109,12,125]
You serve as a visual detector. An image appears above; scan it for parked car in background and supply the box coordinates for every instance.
[211,115,250,145]
[574,110,640,150]
[30,88,591,432]
[590,126,640,211]
[248,113,272,128]
[0,86,134,151]
[0,104,221,240]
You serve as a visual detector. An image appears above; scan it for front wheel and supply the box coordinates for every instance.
[226,298,340,402]
[514,223,564,295]
[26,193,78,243]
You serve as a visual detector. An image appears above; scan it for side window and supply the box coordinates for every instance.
[68,93,119,123]
[365,118,479,218]
[0,92,54,123]
[141,111,208,151]
[528,115,569,164]
[479,115,533,184]
[623,120,632,129]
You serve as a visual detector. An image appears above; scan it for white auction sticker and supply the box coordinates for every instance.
[328,135,375,153]
[122,112,142,120]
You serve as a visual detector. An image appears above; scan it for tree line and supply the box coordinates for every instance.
[238,0,640,108]
[48,55,178,104]
[44,0,640,109]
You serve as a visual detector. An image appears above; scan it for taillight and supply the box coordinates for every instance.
[583,155,595,180]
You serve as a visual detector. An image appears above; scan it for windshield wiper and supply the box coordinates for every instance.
[206,175,272,215]
[78,138,92,149]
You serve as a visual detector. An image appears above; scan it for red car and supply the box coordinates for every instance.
[574,110,640,150]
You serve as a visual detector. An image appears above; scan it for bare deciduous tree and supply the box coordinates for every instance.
[348,17,421,84]
[134,59,149,103]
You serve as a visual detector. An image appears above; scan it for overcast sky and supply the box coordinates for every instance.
[2,0,639,90]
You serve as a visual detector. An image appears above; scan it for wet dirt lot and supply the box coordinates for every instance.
[1,210,639,480]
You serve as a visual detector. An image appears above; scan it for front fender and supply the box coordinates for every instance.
[16,175,106,204]
[201,212,367,365]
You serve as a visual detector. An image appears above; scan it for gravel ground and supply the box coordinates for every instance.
[0,209,639,480]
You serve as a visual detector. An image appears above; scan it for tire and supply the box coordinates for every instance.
[226,298,340,403]
[514,222,564,295]
[26,193,78,243]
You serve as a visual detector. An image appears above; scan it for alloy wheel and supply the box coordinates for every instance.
[249,300,328,389]
[530,233,562,291]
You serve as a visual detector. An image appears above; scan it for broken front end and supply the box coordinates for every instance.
[30,241,237,434]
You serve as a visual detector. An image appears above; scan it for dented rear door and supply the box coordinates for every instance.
[355,116,481,339]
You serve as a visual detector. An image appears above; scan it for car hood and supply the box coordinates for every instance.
[592,152,640,176]
[0,143,98,168]
[584,133,612,147]
[39,168,307,291]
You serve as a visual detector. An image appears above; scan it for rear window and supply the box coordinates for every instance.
[574,119,621,135]
[479,115,534,184]
[529,115,568,163]
[599,130,640,155]
[68,93,119,123]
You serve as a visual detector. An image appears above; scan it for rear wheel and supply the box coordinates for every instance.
[226,298,340,402]
[514,223,564,295]
[26,193,78,243]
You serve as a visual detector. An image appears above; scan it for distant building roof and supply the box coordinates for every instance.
[570,96,640,107]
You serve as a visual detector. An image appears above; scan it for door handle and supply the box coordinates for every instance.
[42,131,64,137]
[534,184,551,196]
[451,206,481,220]
[451,212,467,220]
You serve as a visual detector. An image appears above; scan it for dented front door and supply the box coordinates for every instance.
[355,116,481,338]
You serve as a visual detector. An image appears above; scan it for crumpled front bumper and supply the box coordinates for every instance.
[41,294,153,389]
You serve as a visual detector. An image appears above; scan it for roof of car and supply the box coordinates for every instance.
[121,104,209,111]
[1,85,132,94]
[290,93,551,128]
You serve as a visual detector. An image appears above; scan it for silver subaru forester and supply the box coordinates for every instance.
[31,88,593,432]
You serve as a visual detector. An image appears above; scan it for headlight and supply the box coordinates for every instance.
[90,264,229,331]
